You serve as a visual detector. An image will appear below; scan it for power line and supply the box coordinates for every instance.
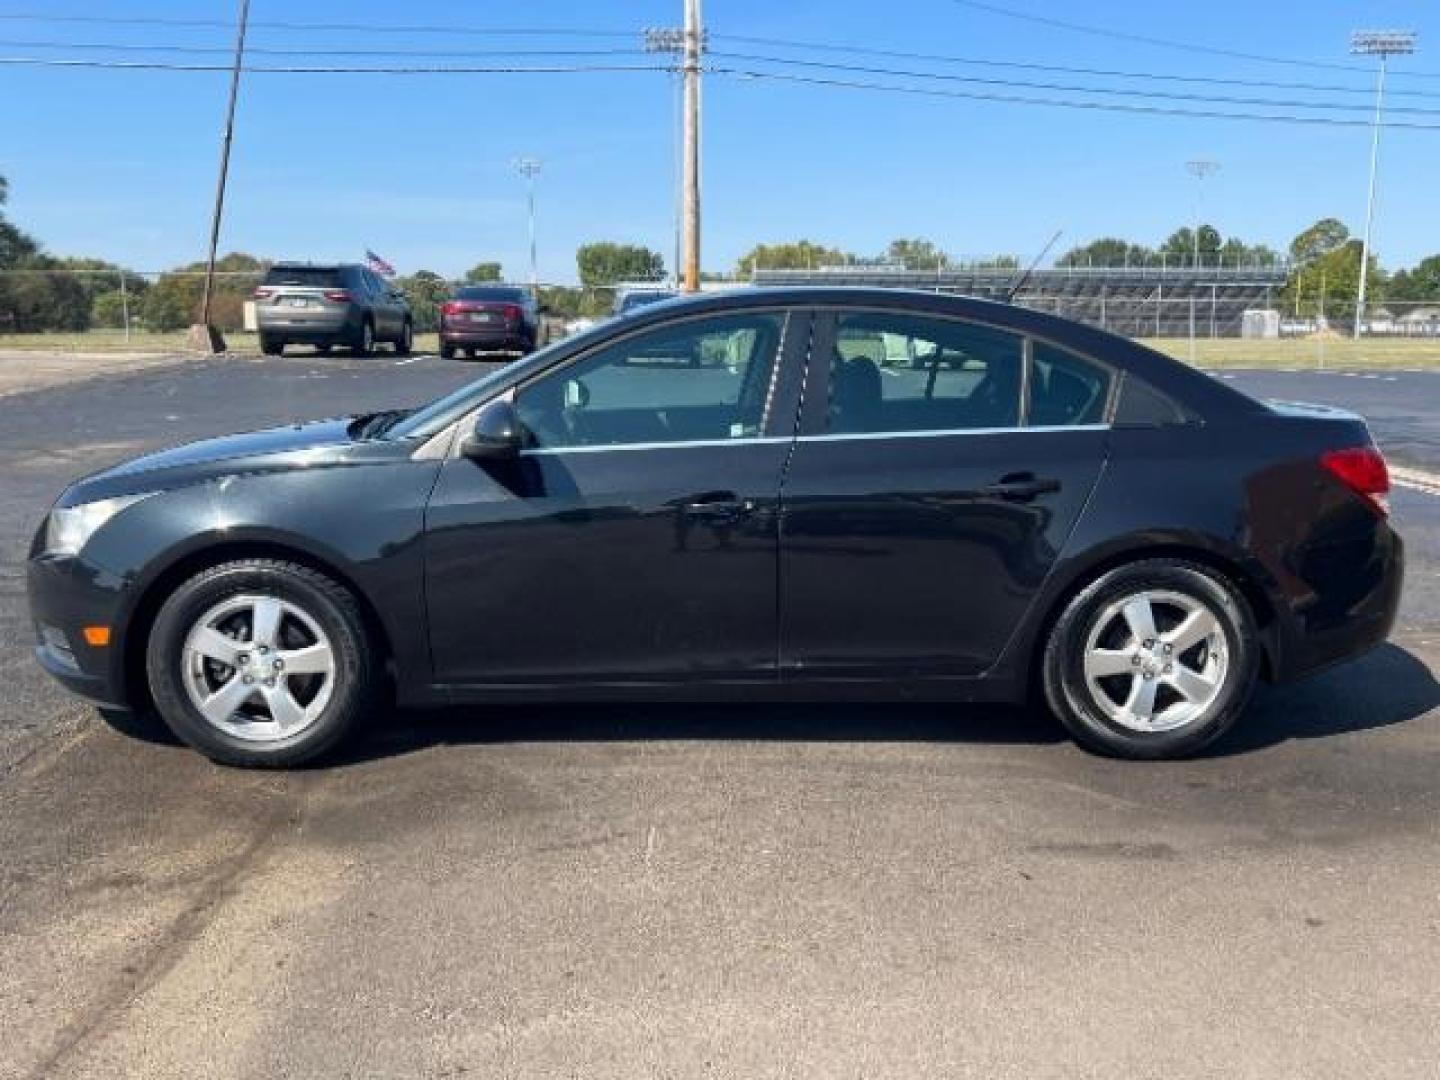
[710,66,1440,131]
[0,11,635,38]
[713,32,1440,100]
[0,38,649,59]
[947,0,1374,74]
[708,50,1440,117]
[0,56,670,75]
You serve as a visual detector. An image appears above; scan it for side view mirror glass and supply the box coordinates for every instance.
[460,399,524,461]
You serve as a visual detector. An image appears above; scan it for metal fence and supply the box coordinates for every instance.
[3,265,1440,353]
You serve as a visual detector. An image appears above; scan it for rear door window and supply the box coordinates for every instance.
[1028,342,1113,427]
[827,312,1024,434]
[263,267,344,289]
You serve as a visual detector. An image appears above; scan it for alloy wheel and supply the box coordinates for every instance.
[180,593,337,742]
[1080,588,1229,733]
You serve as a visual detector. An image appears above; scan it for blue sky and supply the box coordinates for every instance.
[1,0,1438,282]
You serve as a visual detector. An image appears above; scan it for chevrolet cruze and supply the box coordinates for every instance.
[28,289,1402,767]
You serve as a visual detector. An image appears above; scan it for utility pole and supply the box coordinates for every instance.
[1351,30,1416,339]
[513,157,542,293]
[645,2,704,292]
[1185,159,1219,270]
[192,0,251,353]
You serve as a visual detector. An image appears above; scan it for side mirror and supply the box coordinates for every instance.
[460,399,524,461]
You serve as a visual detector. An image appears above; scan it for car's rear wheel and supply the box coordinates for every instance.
[1042,559,1259,760]
[314,343,331,356]
[395,320,413,355]
[352,319,375,357]
[440,343,456,360]
[259,335,283,357]
[145,559,376,768]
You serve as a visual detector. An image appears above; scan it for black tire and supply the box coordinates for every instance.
[394,320,413,356]
[440,344,456,360]
[352,319,375,357]
[145,559,376,768]
[314,343,332,356]
[1042,558,1260,760]
[259,335,283,357]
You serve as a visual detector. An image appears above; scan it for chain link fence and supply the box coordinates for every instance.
[3,266,1440,359]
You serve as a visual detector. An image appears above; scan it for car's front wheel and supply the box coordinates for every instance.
[259,335,283,357]
[1042,559,1260,759]
[145,559,376,767]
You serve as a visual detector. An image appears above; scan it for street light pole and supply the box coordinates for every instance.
[195,0,251,350]
[513,157,542,293]
[1351,30,1416,339]
[1185,159,1218,270]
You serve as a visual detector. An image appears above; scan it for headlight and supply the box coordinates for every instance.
[44,493,154,557]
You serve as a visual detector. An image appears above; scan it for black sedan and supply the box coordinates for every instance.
[27,289,1402,767]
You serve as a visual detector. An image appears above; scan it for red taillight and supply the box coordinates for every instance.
[1320,446,1390,516]
[252,287,273,300]
[502,303,522,321]
[441,301,462,317]
[323,289,351,303]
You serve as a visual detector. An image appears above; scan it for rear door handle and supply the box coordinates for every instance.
[980,474,1061,501]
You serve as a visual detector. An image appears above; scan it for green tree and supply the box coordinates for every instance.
[141,252,267,332]
[735,240,852,278]
[1160,224,1222,264]
[1289,218,1349,265]
[464,261,503,284]
[884,238,948,271]
[576,242,665,287]
[1057,238,1155,267]
[393,269,451,332]
[1387,255,1440,303]
[1281,240,1382,323]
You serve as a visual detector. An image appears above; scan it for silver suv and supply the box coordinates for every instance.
[254,263,413,357]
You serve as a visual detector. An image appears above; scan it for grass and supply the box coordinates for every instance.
[1138,337,1440,370]
[2,329,1439,370]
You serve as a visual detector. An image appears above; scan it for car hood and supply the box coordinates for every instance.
[62,417,364,505]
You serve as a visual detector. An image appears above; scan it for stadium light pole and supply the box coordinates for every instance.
[1185,159,1219,270]
[1351,30,1416,339]
[513,157,542,293]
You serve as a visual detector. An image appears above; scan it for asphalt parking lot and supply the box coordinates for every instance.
[2,354,1439,1079]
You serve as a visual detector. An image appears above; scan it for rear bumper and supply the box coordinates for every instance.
[1268,520,1404,682]
[257,309,361,341]
[440,325,530,350]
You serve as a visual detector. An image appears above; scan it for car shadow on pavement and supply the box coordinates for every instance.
[99,644,1437,767]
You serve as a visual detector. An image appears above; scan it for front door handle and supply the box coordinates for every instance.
[683,493,756,522]
[980,473,1061,502]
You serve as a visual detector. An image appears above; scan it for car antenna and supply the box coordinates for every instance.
[1004,229,1063,304]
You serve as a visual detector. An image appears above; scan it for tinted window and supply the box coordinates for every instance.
[515,312,784,449]
[457,286,526,302]
[1114,372,1193,426]
[618,291,676,314]
[827,312,1023,434]
[263,266,344,288]
[1028,342,1112,427]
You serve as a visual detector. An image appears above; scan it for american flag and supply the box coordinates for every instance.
[365,249,396,277]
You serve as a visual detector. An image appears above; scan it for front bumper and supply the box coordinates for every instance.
[27,553,132,709]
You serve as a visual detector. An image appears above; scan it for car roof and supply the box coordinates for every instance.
[610,286,1265,419]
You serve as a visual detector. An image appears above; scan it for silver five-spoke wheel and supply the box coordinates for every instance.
[180,593,336,742]
[1081,588,1229,733]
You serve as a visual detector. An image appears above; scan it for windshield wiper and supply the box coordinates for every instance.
[348,409,413,440]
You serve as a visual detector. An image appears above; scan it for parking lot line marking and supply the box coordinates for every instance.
[1392,465,1440,497]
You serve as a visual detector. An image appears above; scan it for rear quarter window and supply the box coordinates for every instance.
[1113,372,1198,426]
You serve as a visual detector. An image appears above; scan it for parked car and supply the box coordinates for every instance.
[439,285,542,359]
[253,263,412,357]
[28,289,1401,767]
[613,286,677,317]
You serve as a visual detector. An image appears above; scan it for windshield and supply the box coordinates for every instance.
[456,286,526,302]
[264,266,345,288]
[619,291,674,313]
